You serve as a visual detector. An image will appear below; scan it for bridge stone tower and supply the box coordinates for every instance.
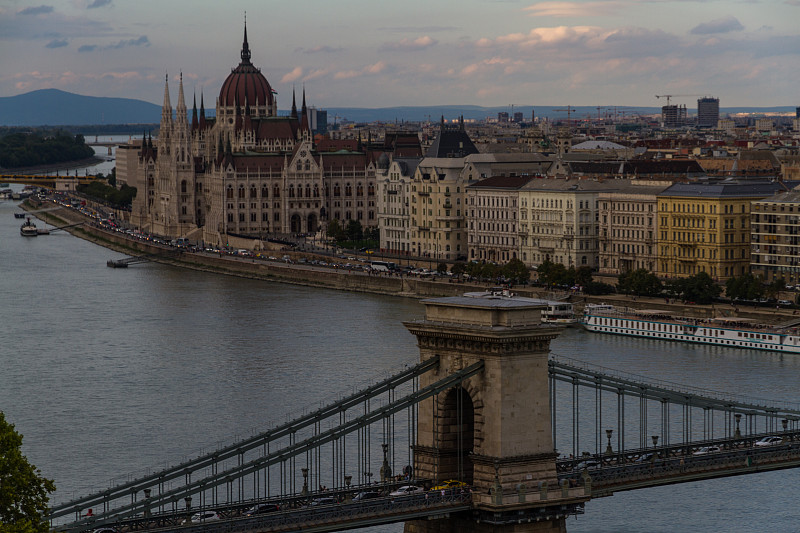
[404,292,588,533]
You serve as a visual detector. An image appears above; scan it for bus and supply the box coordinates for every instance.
[369,260,397,272]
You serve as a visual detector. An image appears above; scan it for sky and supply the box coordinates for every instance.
[1,0,798,110]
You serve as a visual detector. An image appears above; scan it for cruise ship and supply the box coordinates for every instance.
[580,304,800,354]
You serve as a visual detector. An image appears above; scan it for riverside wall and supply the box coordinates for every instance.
[25,200,800,323]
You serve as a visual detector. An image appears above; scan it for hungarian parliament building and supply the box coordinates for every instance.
[124,23,421,246]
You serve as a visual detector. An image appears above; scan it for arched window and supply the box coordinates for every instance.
[356,184,363,197]
[313,185,320,197]
[250,186,257,199]
[289,185,295,198]
[345,183,352,196]
[180,180,187,193]
[262,186,269,198]
[296,161,302,171]
[305,185,311,197]
[226,186,233,199]
[304,160,310,171]
[334,184,341,197]
[273,185,280,198]
[368,184,375,195]
[238,186,245,199]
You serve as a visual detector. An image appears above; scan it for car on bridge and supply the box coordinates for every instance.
[352,491,383,501]
[754,436,783,447]
[181,510,221,524]
[692,445,722,455]
[389,485,424,497]
[244,503,280,516]
[430,480,469,492]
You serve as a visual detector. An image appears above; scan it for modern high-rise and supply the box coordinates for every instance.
[661,105,687,128]
[697,97,720,128]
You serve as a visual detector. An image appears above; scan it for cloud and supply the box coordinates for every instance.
[45,38,67,48]
[786,0,800,5]
[381,36,438,51]
[378,25,458,33]
[690,16,744,35]
[19,5,54,15]
[334,61,387,80]
[303,68,331,82]
[296,45,343,54]
[87,0,112,7]
[281,66,303,83]
[78,35,149,52]
[523,1,626,17]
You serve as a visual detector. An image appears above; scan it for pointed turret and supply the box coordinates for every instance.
[199,92,207,130]
[176,72,188,126]
[299,87,310,135]
[291,87,298,119]
[241,16,252,65]
[161,72,172,124]
[191,93,199,130]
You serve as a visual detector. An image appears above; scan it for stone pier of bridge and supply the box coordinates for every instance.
[404,292,589,533]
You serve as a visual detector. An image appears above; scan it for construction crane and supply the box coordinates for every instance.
[554,105,574,132]
[655,94,705,106]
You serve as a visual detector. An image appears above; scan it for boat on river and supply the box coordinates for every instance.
[580,304,800,353]
[542,301,578,325]
[20,218,38,237]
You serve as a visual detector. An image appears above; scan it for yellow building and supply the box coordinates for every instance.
[657,181,787,281]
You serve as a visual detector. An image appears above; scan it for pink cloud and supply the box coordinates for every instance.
[382,35,438,51]
[334,61,386,79]
[281,66,304,84]
[523,1,626,17]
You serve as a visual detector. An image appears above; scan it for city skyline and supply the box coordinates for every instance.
[1,0,798,109]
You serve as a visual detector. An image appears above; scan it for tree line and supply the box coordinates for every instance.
[0,130,95,169]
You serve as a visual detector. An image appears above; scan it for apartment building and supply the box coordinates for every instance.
[376,156,420,256]
[751,188,800,284]
[657,181,787,280]
[465,175,535,263]
[597,181,672,275]
[518,179,623,269]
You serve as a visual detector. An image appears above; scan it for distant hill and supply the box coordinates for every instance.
[1,89,795,127]
[0,89,162,126]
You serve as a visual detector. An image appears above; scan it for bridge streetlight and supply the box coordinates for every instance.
[301,468,309,498]
[605,429,614,456]
[735,413,742,438]
[184,497,192,524]
[651,435,659,464]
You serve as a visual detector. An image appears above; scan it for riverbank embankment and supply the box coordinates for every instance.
[24,199,798,324]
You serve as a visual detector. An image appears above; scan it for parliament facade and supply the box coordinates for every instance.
[128,24,418,245]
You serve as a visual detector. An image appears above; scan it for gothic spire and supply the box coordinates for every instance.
[161,72,172,122]
[199,91,207,129]
[240,13,251,64]
[191,92,199,130]
[291,87,298,119]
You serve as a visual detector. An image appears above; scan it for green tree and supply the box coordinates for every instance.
[673,272,721,304]
[345,220,363,242]
[502,258,530,284]
[617,269,663,297]
[765,277,786,299]
[725,273,764,301]
[450,262,466,278]
[574,266,593,288]
[436,262,448,274]
[326,219,343,242]
[0,412,56,533]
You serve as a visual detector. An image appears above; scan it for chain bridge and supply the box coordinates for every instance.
[49,293,800,533]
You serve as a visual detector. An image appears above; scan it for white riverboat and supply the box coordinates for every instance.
[580,304,800,354]
[541,301,577,325]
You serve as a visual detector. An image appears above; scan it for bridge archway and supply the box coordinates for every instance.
[436,385,476,485]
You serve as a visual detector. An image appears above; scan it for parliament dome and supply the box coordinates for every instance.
[218,25,275,110]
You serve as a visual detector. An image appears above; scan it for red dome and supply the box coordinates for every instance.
[218,25,274,108]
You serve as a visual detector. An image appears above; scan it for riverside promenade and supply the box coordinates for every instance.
[23,198,797,324]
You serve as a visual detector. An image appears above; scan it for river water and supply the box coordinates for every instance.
[1,179,799,532]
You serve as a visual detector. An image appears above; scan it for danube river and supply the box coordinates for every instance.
[2,188,800,532]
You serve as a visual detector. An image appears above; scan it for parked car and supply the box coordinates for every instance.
[692,445,722,455]
[389,485,424,497]
[754,436,783,447]
[310,497,337,506]
[181,510,221,524]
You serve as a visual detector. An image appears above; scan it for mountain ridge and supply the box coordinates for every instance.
[1,89,796,127]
